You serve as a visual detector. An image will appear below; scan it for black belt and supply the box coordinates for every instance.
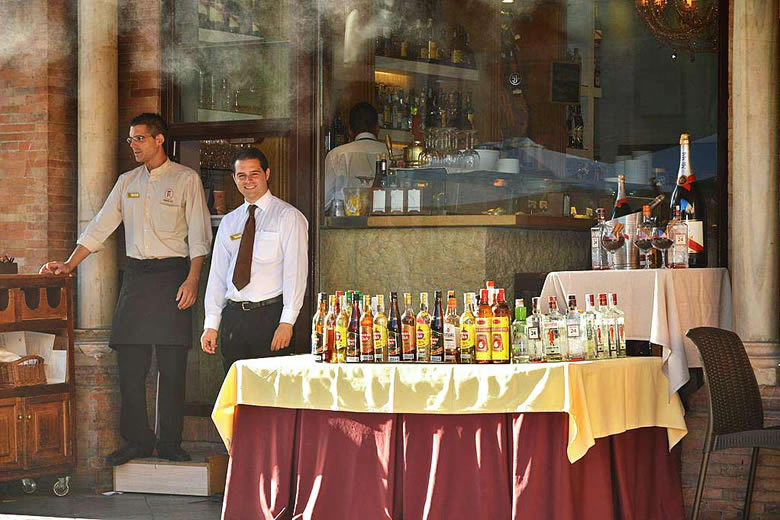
[226,294,283,311]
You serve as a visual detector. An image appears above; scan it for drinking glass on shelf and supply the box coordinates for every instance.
[600,222,626,269]
[633,222,654,269]
[651,225,674,268]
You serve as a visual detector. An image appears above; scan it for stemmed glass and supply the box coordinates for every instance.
[651,225,673,268]
[633,221,654,269]
[600,222,626,269]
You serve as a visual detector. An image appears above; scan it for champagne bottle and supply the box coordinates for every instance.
[669,133,706,267]
[610,174,632,219]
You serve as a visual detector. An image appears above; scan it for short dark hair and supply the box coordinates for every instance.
[232,147,269,172]
[349,102,378,135]
[129,113,168,139]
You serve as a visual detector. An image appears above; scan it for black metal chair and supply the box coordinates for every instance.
[685,327,780,520]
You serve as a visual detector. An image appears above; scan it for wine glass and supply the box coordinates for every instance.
[600,223,626,269]
[651,225,673,268]
[633,221,654,269]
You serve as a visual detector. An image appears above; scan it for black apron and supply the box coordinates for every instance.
[109,257,192,348]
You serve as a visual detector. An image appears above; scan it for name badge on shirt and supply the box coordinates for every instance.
[230,233,242,241]
[127,192,140,199]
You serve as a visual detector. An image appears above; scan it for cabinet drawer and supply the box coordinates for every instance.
[24,393,72,468]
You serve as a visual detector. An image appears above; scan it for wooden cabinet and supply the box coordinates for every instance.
[0,275,75,492]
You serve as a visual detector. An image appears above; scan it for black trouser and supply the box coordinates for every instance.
[117,344,188,451]
[220,301,289,373]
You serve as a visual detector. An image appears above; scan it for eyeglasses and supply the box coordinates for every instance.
[126,135,154,144]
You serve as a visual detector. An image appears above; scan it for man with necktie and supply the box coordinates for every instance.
[201,147,308,372]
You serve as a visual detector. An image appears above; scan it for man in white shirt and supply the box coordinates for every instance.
[323,102,387,214]
[41,113,213,466]
[201,148,308,372]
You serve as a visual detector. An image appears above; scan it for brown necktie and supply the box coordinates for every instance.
[232,204,256,290]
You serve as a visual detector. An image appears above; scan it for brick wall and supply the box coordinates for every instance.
[0,0,77,273]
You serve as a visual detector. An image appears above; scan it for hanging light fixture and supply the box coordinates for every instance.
[635,0,718,58]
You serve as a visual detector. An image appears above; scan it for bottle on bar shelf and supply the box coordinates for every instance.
[475,289,493,363]
[401,292,417,362]
[359,295,375,362]
[590,208,609,270]
[311,292,326,362]
[565,295,587,362]
[346,292,361,363]
[542,296,566,362]
[373,294,388,363]
[443,291,460,363]
[335,291,348,363]
[610,175,632,220]
[511,298,528,363]
[324,294,338,363]
[583,293,599,360]
[416,292,432,362]
[609,293,626,358]
[491,288,511,364]
[387,292,402,363]
[597,293,618,359]
[594,293,611,359]
[459,292,476,363]
[669,132,706,267]
[430,291,444,363]
[525,297,544,362]
[669,204,690,269]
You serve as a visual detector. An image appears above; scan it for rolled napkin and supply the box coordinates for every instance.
[0,348,22,363]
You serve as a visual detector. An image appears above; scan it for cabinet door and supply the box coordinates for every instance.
[24,393,72,468]
[0,398,23,470]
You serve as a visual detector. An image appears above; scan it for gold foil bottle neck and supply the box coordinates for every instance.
[679,133,691,145]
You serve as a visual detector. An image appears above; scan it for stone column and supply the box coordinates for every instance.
[77,0,119,330]
[731,0,780,385]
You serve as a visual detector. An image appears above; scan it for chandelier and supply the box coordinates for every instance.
[635,0,719,58]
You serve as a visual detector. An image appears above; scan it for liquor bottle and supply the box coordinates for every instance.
[426,18,438,63]
[593,293,610,359]
[416,292,431,362]
[636,204,655,269]
[372,154,388,188]
[459,292,476,363]
[591,208,610,270]
[597,293,617,359]
[491,288,511,364]
[324,294,338,363]
[525,297,544,362]
[506,49,523,96]
[335,292,348,363]
[669,132,705,267]
[609,293,626,357]
[225,0,240,33]
[475,289,493,363]
[583,293,599,360]
[387,292,402,362]
[429,291,444,362]
[346,292,361,362]
[373,294,388,362]
[249,0,262,38]
[401,292,417,361]
[565,295,587,361]
[542,296,566,362]
[443,291,459,363]
[198,0,209,28]
[464,92,475,129]
[416,19,428,61]
[511,298,528,363]
[359,295,375,362]
[311,292,326,361]
[669,205,689,269]
[573,105,584,149]
[450,25,464,66]
[426,88,439,129]
[611,175,632,220]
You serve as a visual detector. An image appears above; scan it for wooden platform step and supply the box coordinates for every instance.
[113,453,228,496]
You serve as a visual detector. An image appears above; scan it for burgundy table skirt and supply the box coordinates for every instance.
[222,405,684,520]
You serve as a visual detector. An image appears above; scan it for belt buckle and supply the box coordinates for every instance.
[241,301,252,311]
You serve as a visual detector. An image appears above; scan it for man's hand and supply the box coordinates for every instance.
[271,323,293,351]
[201,328,218,354]
[176,277,199,310]
[39,261,73,275]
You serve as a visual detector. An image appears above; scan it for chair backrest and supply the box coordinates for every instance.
[686,327,763,435]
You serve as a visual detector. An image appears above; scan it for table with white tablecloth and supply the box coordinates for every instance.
[540,268,732,395]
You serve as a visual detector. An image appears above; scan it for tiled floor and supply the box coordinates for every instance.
[0,489,222,519]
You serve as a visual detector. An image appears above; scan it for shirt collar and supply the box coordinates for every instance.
[146,158,171,177]
[242,190,272,213]
[354,132,378,141]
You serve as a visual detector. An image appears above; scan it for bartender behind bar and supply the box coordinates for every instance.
[41,113,213,466]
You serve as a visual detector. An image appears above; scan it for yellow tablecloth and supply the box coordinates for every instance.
[212,354,687,463]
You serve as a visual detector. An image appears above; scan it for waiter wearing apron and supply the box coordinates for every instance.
[41,113,213,466]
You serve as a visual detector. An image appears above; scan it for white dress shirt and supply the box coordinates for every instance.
[323,132,388,211]
[204,190,308,330]
[78,159,213,259]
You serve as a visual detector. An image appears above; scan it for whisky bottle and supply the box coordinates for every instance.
[443,290,459,363]
[311,292,326,362]
[401,292,417,362]
[387,292,402,362]
[475,289,493,363]
[359,295,375,362]
[430,291,444,362]
[459,292,476,363]
[324,294,338,363]
[416,292,431,362]
[373,294,388,363]
[346,292,361,363]
[491,288,511,364]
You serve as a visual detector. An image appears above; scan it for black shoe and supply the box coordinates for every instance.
[156,444,191,462]
[105,443,153,467]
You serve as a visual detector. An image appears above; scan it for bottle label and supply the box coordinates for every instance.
[686,220,704,254]
[491,317,510,361]
[526,325,540,340]
[451,49,463,64]
[543,323,561,355]
[567,323,580,338]
[674,232,686,246]
[346,332,359,362]
[428,41,438,60]
[387,331,400,359]
[311,331,323,361]
[430,330,443,361]
[400,41,408,58]
[416,324,431,360]
[475,317,491,361]
[336,327,347,349]
[443,323,458,361]
[360,326,374,361]
[460,323,475,350]
[608,325,618,355]
[402,324,416,361]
